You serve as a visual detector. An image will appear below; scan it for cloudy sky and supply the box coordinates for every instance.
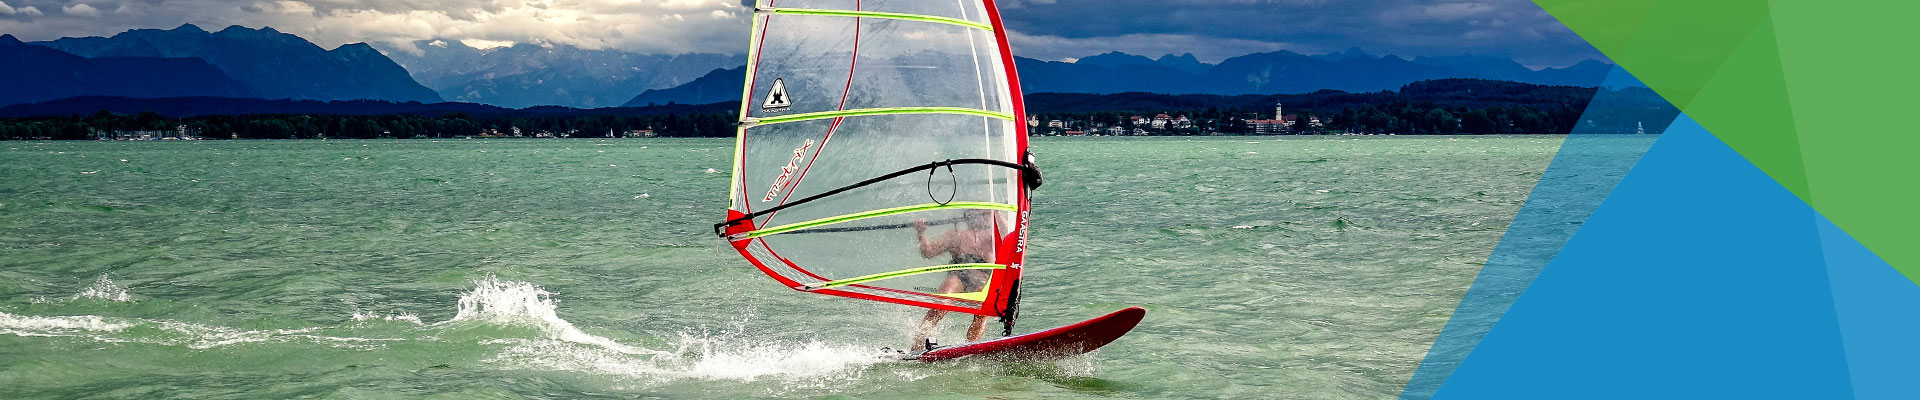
[0,0,1602,67]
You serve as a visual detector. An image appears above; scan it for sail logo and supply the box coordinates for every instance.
[1016,210,1029,253]
[762,78,793,112]
[762,138,813,202]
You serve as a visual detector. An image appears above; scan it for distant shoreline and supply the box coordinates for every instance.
[1,79,1676,140]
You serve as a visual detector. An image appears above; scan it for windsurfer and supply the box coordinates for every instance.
[909,209,997,351]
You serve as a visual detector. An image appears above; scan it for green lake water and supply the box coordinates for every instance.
[0,136,1561,399]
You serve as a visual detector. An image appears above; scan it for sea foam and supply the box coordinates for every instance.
[5,275,898,389]
[481,312,897,388]
[466,289,898,387]
[0,312,136,335]
[0,311,366,349]
[73,274,133,302]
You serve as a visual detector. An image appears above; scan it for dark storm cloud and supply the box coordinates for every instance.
[995,0,1602,67]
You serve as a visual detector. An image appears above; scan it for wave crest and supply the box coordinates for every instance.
[444,275,662,356]
[74,274,133,302]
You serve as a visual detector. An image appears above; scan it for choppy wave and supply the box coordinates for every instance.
[349,310,423,324]
[441,275,662,356]
[74,274,133,302]
[0,312,136,335]
[3,275,896,387]
[484,334,893,385]
[0,311,384,350]
[481,311,896,386]
[451,276,895,386]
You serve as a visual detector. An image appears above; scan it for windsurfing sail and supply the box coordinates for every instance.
[716,0,1034,329]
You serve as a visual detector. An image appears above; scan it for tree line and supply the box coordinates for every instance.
[1031,102,1618,136]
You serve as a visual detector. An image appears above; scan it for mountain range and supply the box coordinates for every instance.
[620,49,1614,106]
[1022,79,1633,114]
[2,25,1619,111]
[622,66,745,107]
[32,24,439,104]
[1,34,258,106]
[1022,49,1612,95]
[377,39,741,109]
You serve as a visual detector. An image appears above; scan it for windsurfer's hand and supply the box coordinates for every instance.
[913,219,928,233]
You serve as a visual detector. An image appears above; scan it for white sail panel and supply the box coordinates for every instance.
[746,18,1010,120]
[737,115,1017,226]
[765,0,991,24]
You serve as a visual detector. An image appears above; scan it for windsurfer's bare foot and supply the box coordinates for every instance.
[913,308,946,351]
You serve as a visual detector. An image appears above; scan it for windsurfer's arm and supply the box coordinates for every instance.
[915,219,946,258]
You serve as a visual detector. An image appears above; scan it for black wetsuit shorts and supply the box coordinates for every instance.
[949,254,990,292]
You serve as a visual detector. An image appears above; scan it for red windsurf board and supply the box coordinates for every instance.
[915,306,1146,362]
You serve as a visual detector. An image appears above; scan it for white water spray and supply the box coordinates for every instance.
[443,275,663,356]
[73,274,132,302]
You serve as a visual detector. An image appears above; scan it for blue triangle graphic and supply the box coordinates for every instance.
[1432,114,1852,398]
[1821,216,1920,398]
[1401,65,1672,399]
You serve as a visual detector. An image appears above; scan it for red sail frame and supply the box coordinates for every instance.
[980,0,1029,321]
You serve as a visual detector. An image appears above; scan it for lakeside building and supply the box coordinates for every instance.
[97,124,202,140]
[1308,116,1325,128]
[1248,119,1289,135]
[1245,104,1300,135]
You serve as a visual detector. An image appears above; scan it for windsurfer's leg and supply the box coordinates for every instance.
[911,274,967,351]
[912,309,945,352]
[966,314,989,341]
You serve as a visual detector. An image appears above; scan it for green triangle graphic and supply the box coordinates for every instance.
[1537,0,1769,108]
[1676,8,1808,201]
[1771,1,1920,282]
[1534,0,1920,282]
